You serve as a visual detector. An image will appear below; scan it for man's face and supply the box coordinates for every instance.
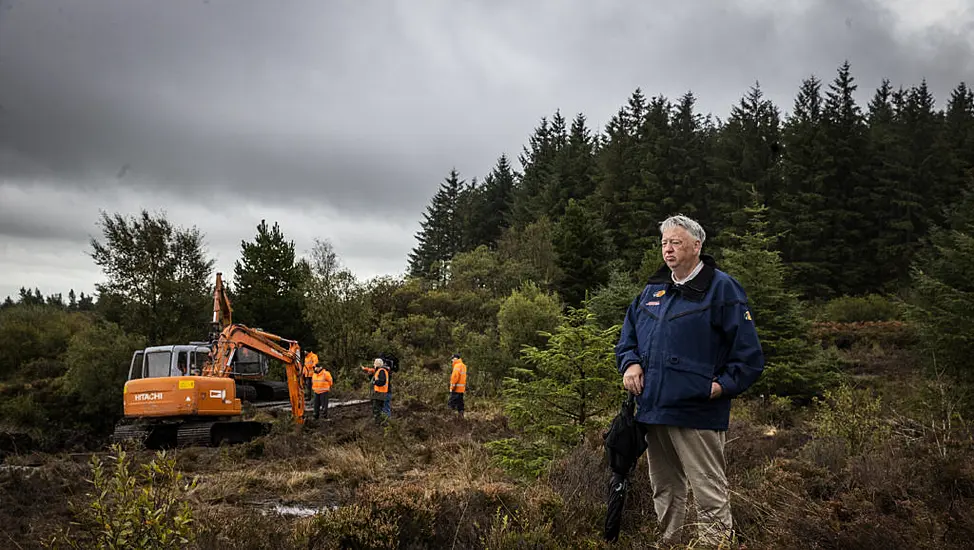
[661,226,701,272]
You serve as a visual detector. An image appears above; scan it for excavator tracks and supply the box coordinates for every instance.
[111,420,269,449]
[110,423,150,445]
[176,423,217,447]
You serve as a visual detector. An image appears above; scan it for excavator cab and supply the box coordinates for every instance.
[127,345,213,381]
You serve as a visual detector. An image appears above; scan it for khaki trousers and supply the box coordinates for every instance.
[645,424,732,546]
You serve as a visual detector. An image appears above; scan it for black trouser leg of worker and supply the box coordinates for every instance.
[313,392,323,420]
[372,398,384,424]
[315,392,329,419]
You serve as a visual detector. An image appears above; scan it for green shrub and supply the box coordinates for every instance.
[813,384,891,454]
[45,445,197,549]
[484,437,556,479]
[747,346,846,403]
[304,486,436,549]
[819,294,903,323]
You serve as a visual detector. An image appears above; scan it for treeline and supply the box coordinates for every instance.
[4,61,974,453]
[408,61,974,302]
[2,287,95,311]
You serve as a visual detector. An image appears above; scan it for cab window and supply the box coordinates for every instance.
[145,351,173,378]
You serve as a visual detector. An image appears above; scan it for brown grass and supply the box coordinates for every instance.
[5,342,974,549]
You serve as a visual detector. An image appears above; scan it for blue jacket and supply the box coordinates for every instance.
[614,256,764,431]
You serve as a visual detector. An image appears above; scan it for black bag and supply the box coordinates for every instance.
[380,352,400,373]
[603,393,647,476]
[602,393,647,542]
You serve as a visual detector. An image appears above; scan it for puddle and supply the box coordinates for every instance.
[0,464,40,476]
[257,501,338,517]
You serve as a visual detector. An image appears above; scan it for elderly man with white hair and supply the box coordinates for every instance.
[361,357,391,424]
[615,214,765,547]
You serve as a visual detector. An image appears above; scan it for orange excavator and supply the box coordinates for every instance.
[111,273,307,448]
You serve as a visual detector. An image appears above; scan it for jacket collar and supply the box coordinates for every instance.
[646,254,718,302]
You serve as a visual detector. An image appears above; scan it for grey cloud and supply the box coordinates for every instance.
[1,0,973,298]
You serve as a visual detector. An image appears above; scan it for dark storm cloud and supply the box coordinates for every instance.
[3,1,972,203]
[0,0,972,299]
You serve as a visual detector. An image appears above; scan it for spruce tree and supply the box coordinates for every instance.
[553,198,612,306]
[719,197,828,399]
[867,79,917,289]
[714,82,783,250]
[508,114,563,228]
[777,75,833,298]
[594,90,659,267]
[475,154,518,247]
[906,189,974,381]
[407,169,465,282]
[232,219,310,343]
[820,60,873,295]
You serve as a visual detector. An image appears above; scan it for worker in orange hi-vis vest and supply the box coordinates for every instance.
[311,363,333,420]
[448,353,467,420]
[303,350,319,398]
[362,358,391,425]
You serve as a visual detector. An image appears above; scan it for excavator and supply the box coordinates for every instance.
[111,273,307,448]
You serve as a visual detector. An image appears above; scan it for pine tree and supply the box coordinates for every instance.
[232,219,311,343]
[713,82,783,250]
[867,79,917,289]
[508,114,564,228]
[502,307,620,443]
[903,80,951,231]
[543,113,597,219]
[906,188,974,381]
[719,198,829,399]
[777,75,833,298]
[78,292,95,311]
[661,91,713,223]
[553,198,612,306]
[820,60,873,295]
[408,169,465,282]
[944,82,974,196]
[478,154,518,246]
[594,89,664,267]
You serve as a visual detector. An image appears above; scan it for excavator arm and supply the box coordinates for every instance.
[210,272,233,341]
[204,324,306,424]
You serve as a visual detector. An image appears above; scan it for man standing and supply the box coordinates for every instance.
[615,214,764,547]
[311,363,333,420]
[448,353,466,420]
[361,358,390,425]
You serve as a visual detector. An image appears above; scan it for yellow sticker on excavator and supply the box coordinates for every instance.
[179,380,195,390]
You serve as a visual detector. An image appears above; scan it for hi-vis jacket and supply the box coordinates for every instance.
[450,358,467,393]
[303,352,319,378]
[614,255,765,431]
[362,365,390,397]
[312,368,333,394]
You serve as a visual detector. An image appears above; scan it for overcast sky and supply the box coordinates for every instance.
[1,0,972,302]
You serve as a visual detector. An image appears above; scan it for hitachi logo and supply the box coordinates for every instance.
[134,392,164,401]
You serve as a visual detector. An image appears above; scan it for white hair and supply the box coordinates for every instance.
[659,214,706,245]
[373,358,384,368]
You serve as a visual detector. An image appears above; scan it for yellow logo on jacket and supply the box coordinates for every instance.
[744,310,752,321]
[654,290,666,297]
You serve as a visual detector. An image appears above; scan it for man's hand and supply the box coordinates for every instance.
[623,364,644,395]
[710,381,723,399]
